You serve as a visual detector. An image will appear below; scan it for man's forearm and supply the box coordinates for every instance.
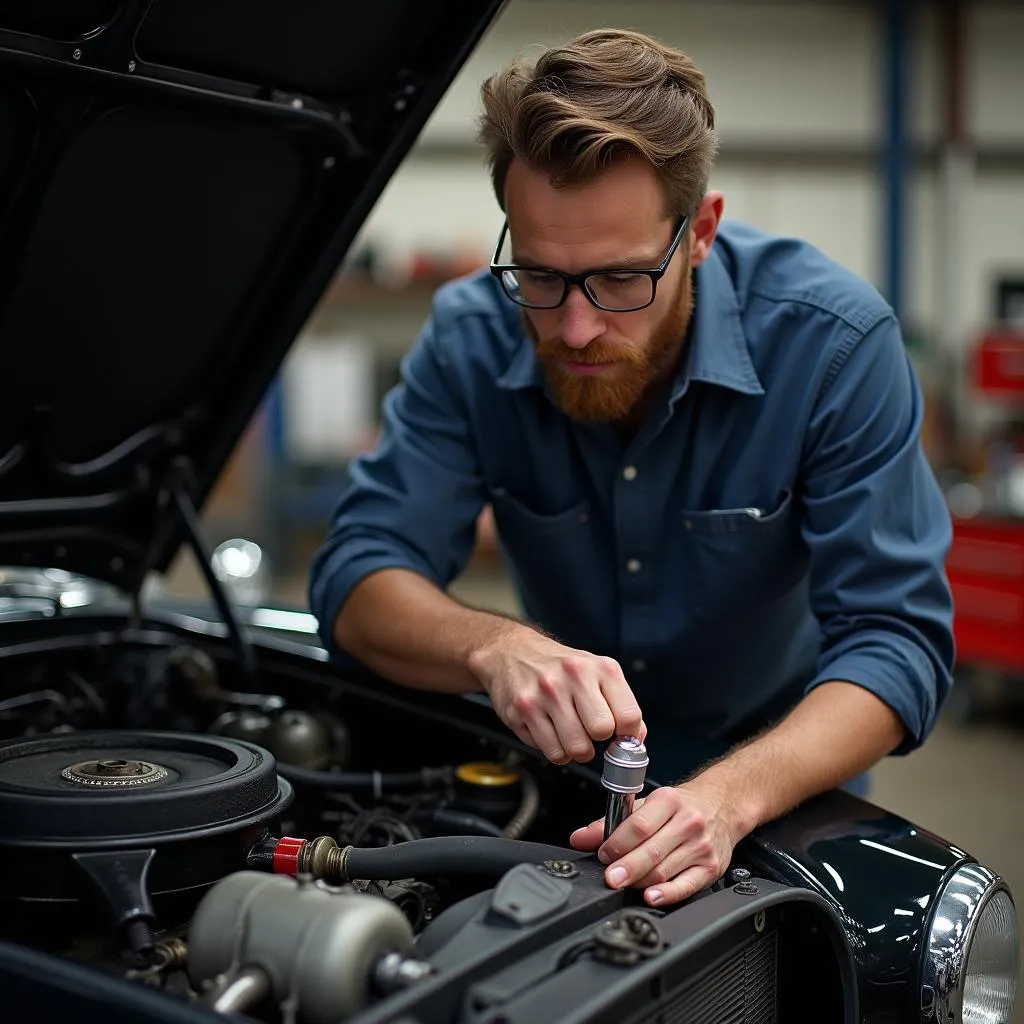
[692,681,907,837]
[334,568,531,694]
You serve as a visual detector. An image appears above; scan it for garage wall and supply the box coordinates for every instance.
[351,0,1024,343]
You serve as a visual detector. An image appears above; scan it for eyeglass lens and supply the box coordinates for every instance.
[500,268,654,311]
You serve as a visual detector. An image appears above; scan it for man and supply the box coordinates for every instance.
[308,29,954,909]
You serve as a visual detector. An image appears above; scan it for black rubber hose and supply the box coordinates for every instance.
[345,836,587,881]
[276,762,451,793]
[413,808,505,838]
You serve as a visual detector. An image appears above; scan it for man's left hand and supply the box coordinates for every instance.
[568,779,741,907]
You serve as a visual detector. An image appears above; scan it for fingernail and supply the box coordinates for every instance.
[647,888,664,905]
[607,866,628,886]
[597,848,611,865]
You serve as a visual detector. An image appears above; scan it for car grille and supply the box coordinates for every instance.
[643,930,779,1024]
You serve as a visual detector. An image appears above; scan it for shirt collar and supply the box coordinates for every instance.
[496,242,764,397]
[676,242,764,399]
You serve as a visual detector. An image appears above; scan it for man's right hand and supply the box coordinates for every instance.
[467,627,645,765]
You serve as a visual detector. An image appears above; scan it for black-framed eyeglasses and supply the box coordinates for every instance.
[489,214,689,313]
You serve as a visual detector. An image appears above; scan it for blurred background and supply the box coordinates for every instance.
[164,0,1024,1001]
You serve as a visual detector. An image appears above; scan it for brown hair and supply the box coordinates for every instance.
[476,28,718,217]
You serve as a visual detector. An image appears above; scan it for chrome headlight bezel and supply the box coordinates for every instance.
[921,862,1020,1023]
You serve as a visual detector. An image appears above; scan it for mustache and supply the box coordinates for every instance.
[533,337,642,365]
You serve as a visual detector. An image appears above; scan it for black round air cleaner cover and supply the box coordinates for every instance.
[0,730,293,849]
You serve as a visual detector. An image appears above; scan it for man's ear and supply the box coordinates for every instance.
[689,191,725,267]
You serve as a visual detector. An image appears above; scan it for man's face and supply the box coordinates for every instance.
[503,157,696,423]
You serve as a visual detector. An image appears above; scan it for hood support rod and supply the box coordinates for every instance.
[169,478,259,688]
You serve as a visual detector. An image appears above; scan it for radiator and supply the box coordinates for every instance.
[647,929,779,1024]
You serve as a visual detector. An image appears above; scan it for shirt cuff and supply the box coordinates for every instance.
[806,630,939,755]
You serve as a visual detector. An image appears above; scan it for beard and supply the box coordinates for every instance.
[524,272,693,423]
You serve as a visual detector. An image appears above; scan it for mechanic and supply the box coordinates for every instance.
[308,29,955,909]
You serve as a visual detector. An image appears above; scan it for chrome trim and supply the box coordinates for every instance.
[920,862,1017,1022]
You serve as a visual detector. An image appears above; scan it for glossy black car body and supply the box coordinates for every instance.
[0,3,1016,1023]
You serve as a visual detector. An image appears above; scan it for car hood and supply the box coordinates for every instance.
[0,0,506,592]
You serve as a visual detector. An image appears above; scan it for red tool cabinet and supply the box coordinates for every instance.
[948,516,1024,674]
[947,330,1024,676]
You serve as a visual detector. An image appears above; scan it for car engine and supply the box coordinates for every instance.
[0,634,858,1024]
[0,637,602,1022]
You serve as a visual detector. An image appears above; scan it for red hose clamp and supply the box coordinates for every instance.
[272,836,305,876]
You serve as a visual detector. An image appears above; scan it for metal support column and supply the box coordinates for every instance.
[883,0,910,323]
[937,0,971,450]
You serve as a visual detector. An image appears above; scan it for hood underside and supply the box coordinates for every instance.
[0,0,506,590]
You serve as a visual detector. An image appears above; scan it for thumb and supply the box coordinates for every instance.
[569,819,605,850]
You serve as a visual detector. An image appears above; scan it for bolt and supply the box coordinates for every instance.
[730,866,759,894]
[72,48,82,61]
[128,59,136,72]
[543,859,580,879]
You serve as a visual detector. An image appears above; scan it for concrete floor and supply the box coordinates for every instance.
[168,556,1024,1017]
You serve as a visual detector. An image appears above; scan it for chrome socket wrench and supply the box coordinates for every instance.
[601,736,649,841]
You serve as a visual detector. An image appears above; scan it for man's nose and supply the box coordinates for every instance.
[560,286,604,350]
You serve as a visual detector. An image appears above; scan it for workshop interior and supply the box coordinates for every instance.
[0,1,1022,1023]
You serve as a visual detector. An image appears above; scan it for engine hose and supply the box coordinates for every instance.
[345,836,586,881]
[276,762,452,794]
[502,768,540,841]
[413,808,505,839]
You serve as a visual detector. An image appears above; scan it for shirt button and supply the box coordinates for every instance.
[622,465,638,481]
[626,558,642,574]
[632,658,647,673]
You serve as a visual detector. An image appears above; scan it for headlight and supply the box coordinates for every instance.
[921,863,1020,1023]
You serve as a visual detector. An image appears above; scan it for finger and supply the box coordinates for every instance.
[597,791,677,866]
[562,663,616,742]
[571,686,615,743]
[568,819,604,851]
[525,712,569,765]
[603,822,686,891]
[504,717,537,751]
[631,836,718,891]
[551,706,596,763]
[643,864,716,907]
[596,661,644,738]
[538,667,596,762]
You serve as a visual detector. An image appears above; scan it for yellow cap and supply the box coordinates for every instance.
[455,761,520,787]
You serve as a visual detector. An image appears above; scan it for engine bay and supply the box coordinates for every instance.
[0,627,853,1024]
[0,629,622,1021]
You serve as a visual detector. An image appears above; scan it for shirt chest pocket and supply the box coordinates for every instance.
[488,487,607,641]
[680,488,808,618]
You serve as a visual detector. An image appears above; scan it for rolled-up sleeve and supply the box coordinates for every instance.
[308,307,487,653]
[801,314,955,752]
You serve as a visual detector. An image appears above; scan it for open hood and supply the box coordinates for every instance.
[0,0,506,592]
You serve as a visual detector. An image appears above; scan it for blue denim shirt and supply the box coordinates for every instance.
[309,221,955,786]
